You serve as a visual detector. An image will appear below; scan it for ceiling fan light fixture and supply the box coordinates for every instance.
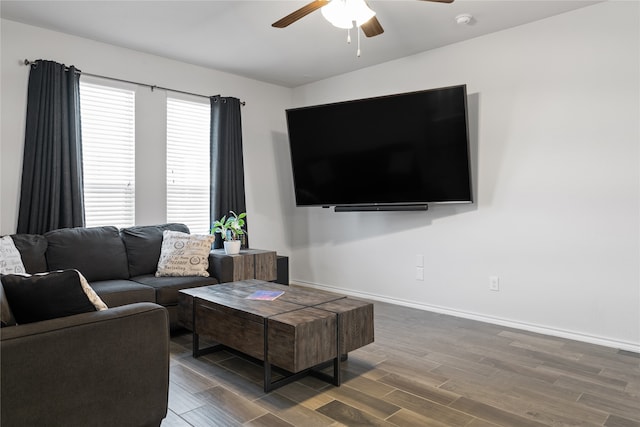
[321,0,376,29]
[350,0,376,27]
[321,0,353,29]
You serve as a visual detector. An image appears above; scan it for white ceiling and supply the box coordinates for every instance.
[1,0,600,87]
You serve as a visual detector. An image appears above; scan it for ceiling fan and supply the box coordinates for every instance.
[272,0,455,38]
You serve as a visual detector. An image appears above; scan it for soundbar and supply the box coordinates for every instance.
[334,204,429,212]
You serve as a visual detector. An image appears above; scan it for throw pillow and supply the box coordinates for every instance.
[0,236,26,274]
[1,270,108,325]
[0,282,16,327]
[10,234,48,273]
[156,230,214,278]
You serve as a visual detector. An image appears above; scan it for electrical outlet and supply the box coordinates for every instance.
[416,267,424,281]
[416,254,424,267]
[489,276,500,291]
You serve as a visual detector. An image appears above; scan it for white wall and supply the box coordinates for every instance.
[0,19,295,256]
[291,2,640,350]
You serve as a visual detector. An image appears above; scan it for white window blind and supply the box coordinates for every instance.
[166,97,211,234]
[80,81,135,228]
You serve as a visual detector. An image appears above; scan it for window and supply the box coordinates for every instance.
[79,80,136,228]
[166,97,211,234]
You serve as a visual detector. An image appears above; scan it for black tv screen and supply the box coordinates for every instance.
[286,85,472,209]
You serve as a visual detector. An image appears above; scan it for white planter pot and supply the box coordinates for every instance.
[224,240,241,255]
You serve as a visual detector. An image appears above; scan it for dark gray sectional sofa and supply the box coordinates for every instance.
[9,222,229,328]
[0,223,229,427]
[2,302,170,427]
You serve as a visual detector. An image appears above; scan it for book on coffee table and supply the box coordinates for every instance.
[246,290,284,301]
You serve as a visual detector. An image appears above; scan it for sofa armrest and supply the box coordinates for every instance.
[1,303,169,427]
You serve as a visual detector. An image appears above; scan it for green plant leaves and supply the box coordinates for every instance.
[211,211,247,241]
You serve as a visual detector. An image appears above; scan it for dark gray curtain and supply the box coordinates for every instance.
[210,96,247,249]
[17,60,84,234]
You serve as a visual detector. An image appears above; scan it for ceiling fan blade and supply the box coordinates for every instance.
[418,0,455,3]
[272,0,330,28]
[361,16,384,38]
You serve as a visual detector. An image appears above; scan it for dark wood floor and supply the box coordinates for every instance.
[162,300,640,427]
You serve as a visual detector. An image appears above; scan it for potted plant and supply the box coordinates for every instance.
[211,211,247,255]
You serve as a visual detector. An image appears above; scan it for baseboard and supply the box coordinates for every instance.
[292,280,640,353]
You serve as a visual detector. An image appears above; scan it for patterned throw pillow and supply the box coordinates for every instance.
[155,231,215,277]
[1,270,108,325]
[0,236,26,274]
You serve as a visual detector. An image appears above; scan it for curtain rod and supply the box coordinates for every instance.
[23,59,245,106]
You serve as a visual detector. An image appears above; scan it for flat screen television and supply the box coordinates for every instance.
[286,84,472,211]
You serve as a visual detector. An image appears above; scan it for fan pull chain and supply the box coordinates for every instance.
[345,21,361,57]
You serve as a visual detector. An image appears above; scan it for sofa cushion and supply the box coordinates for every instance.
[131,275,218,306]
[0,236,26,274]
[156,231,215,278]
[1,270,107,325]
[89,279,156,308]
[45,226,129,282]
[121,223,190,277]
[10,234,48,273]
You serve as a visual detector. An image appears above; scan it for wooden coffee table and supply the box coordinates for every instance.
[178,279,374,392]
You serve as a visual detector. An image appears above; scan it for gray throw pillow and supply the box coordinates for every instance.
[1,270,107,325]
[10,234,48,273]
[0,282,16,327]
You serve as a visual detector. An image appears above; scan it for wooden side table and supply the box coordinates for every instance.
[209,248,277,282]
